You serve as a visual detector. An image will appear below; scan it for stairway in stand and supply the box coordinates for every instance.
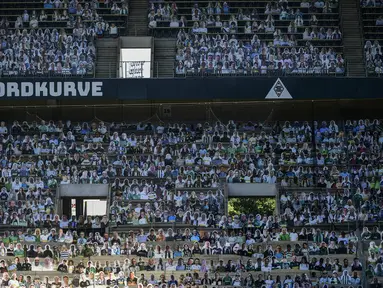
[153,38,176,78]
[127,0,148,36]
[95,38,119,78]
[340,0,365,76]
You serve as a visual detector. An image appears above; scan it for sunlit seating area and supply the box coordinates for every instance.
[361,0,383,75]
[0,0,128,77]
[0,117,378,287]
[147,0,345,76]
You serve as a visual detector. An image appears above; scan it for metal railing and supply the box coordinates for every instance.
[0,61,349,79]
[0,68,96,79]
[111,60,349,78]
[112,61,350,78]
[175,62,348,77]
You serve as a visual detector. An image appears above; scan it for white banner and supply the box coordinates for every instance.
[120,49,151,78]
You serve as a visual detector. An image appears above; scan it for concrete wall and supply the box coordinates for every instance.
[227,183,277,197]
[3,99,383,123]
[60,184,109,198]
[120,37,152,48]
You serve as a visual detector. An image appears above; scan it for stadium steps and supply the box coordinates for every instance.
[127,0,148,36]
[340,0,366,77]
[154,38,176,78]
[95,38,119,78]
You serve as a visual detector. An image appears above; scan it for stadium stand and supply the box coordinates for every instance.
[0,117,380,287]
[148,0,345,76]
[0,0,381,286]
[361,0,383,75]
[0,0,128,77]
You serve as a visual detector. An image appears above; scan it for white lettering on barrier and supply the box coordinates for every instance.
[35,82,48,97]
[92,82,103,96]
[21,82,34,97]
[0,81,105,97]
[64,82,77,96]
[8,82,20,97]
[49,82,62,97]
[0,83,5,97]
[77,82,90,96]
